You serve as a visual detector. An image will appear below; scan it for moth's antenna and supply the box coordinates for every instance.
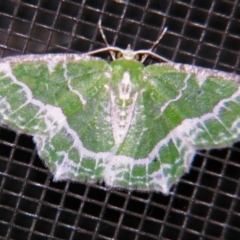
[141,27,168,63]
[98,19,116,60]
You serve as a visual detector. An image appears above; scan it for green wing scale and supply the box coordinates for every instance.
[0,52,239,194]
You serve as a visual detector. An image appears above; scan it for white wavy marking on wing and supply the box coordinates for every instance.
[63,57,87,105]
[160,73,191,113]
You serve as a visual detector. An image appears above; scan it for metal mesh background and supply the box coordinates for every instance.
[0,0,240,239]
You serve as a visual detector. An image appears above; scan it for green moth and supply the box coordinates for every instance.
[0,28,240,195]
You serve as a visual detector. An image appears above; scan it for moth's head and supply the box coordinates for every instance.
[116,44,139,61]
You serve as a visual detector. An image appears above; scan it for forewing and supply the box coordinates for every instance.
[0,54,113,182]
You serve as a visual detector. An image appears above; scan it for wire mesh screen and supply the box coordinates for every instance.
[0,0,240,239]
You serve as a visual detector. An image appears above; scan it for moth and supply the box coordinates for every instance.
[0,23,239,194]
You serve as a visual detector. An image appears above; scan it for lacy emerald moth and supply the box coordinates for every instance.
[0,25,240,195]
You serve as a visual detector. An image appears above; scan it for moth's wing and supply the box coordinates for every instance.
[193,68,240,148]
[0,54,114,182]
[128,63,240,194]
[154,63,240,149]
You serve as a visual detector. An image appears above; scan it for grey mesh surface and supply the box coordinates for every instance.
[0,1,240,239]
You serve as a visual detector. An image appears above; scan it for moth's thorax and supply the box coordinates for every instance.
[110,59,144,82]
